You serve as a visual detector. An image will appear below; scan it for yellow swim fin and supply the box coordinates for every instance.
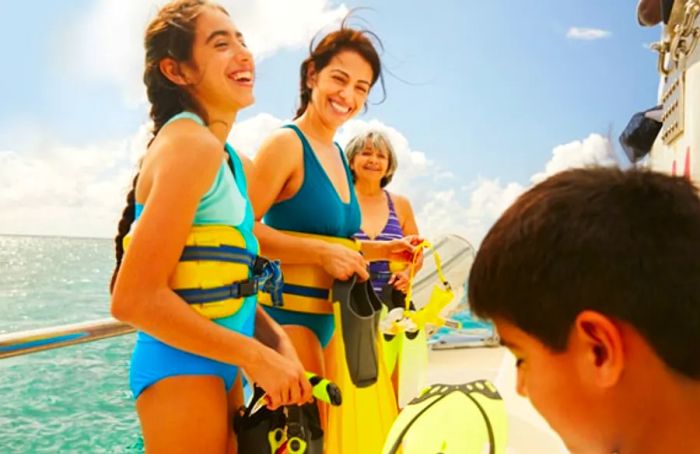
[325,278,398,454]
[381,240,453,409]
[396,328,429,408]
[383,380,509,454]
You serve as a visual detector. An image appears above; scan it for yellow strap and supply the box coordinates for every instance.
[403,240,450,310]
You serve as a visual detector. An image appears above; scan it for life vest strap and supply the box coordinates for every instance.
[180,244,257,267]
[176,248,285,306]
[176,279,261,304]
[283,283,330,300]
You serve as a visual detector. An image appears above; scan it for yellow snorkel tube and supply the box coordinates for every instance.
[382,240,457,335]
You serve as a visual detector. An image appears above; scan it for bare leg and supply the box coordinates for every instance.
[284,325,326,428]
[137,375,228,454]
[227,373,244,453]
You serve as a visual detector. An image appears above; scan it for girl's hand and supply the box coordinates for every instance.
[243,344,312,409]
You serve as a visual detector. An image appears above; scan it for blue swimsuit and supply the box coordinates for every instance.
[129,112,258,399]
[262,124,361,347]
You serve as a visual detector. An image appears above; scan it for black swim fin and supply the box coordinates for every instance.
[332,276,380,388]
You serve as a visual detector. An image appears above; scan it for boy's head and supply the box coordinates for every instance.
[469,167,700,452]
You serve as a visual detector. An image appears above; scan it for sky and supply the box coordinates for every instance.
[0,1,663,243]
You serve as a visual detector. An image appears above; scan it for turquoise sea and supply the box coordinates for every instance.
[0,234,486,452]
[0,235,142,453]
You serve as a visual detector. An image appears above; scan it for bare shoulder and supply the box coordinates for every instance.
[256,127,303,162]
[157,118,221,159]
[237,152,253,175]
[389,191,419,234]
[237,153,253,167]
[389,192,414,211]
[145,119,223,185]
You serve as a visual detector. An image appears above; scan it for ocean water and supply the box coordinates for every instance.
[0,234,482,452]
[0,235,142,453]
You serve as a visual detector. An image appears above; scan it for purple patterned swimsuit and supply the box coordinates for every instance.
[353,191,405,297]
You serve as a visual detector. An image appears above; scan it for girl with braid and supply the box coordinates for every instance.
[109,1,310,452]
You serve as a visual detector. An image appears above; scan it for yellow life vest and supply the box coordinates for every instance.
[124,225,281,319]
[257,231,360,314]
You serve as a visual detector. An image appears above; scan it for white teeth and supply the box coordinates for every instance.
[232,71,252,81]
[329,100,351,114]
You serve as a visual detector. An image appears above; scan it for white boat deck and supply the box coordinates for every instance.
[427,347,568,453]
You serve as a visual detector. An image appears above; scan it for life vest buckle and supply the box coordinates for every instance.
[236,279,259,297]
[253,256,270,275]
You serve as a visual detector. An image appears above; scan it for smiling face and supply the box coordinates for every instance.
[350,139,390,186]
[180,7,255,115]
[307,50,373,128]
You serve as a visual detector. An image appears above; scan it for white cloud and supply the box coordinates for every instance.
[228,113,286,157]
[0,132,144,238]
[329,122,494,242]
[531,133,617,184]
[333,122,614,244]
[60,0,348,104]
[228,0,349,59]
[566,27,611,41]
[0,113,618,244]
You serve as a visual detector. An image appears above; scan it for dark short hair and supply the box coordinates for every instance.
[469,167,700,379]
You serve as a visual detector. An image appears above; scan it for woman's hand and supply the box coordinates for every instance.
[385,235,423,263]
[243,344,312,410]
[388,270,411,293]
[318,242,369,281]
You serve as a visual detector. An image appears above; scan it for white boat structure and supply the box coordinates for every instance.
[645,0,700,178]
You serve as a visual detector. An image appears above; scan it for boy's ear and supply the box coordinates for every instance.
[573,310,625,388]
[159,58,189,86]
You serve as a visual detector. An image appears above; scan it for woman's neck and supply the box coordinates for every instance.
[296,108,337,144]
[355,179,384,197]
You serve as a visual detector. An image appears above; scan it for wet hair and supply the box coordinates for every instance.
[295,18,384,119]
[469,167,700,379]
[345,130,397,187]
[110,0,227,291]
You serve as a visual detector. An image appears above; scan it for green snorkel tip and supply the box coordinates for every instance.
[305,372,343,406]
[327,383,343,406]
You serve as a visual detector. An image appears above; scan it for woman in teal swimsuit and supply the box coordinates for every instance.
[248,22,417,444]
[109,1,310,452]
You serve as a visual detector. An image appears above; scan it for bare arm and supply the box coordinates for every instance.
[253,306,300,361]
[242,153,305,360]
[249,130,369,280]
[389,193,422,291]
[111,124,309,406]
[112,125,263,365]
[395,193,420,237]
